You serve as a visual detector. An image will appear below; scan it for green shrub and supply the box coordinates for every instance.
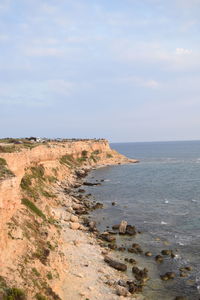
[32,268,40,277]
[31,166,45,179]
[40,189,55,198]
[0,157,6,166]
[46,272,53,280]
[81,150,88,157]
[59,154,76,167]
[0,158,14,180]
[92,150,100,155]
[90,155,97,162]
[5,287,26,300]
[0,145,17,153]
[106,153,113,158]
[77,157,87,164]
[20,165,55,199]
[47,176,57,183]
[20,174,32,190]
[21,198,46,220]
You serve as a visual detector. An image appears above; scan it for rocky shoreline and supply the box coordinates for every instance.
[58,165,194,300]
[54,165,146,299]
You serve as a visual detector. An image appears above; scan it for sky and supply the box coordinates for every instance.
[1,0,200,142]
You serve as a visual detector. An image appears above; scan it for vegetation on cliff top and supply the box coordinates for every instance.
[60,149,101,167]
[0,157,14,180]
[20,165,56,200]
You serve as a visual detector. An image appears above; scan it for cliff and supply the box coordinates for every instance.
[0,140,137,299]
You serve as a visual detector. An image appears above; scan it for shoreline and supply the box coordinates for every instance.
[55,163,146,300]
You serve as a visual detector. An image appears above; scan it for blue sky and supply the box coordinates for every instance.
[1,0,200,142]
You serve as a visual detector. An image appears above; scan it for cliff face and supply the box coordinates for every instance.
[0,140,137,299]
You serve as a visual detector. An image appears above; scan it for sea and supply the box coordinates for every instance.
[85,141,200,300]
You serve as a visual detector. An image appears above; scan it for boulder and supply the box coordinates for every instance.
[119,220,128,234]
[116,286,129,297]
[104,256,127,271]
[70,222,80,230]
[70,215,79,223]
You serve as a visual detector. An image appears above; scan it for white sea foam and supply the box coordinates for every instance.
[178,242,185,246]
[192,199,198,202]
[161,221,168,225]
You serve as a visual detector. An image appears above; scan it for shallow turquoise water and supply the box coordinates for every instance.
[85,141,200,299]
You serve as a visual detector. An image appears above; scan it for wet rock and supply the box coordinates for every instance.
[75,169,88,178]
[108,231,117,235]
[100,233,116,243]
[88,221,96,231]
[180,266,192,272]
[124,258,129,262]
[111,202,116,206]
[104,256,127,271]
[112,224,120,230]
[161,249,171,255]
[118,247,126,252]
[160,272,176,280]
[185,266,192,271]
[129,258,137,264]
[85,193,92,198]
[83,182,101,186]
[128,247,137,253]
[129,243,143,254]
[127,281,143,294]
[160,274,169,281]
[93,202,103,210]
[108,244,117,250]
[155,255,164,263]
[145,251,152,257]
[166,272,176,279]
[116,286,129,297]
[125,225,137,236]
[171,251,176,258]
[132,266,149,282]
[174,297,187,300]
[118,280,127,287]
[180,272,188,278]
[78,189,85,193]
[119,220,128,234]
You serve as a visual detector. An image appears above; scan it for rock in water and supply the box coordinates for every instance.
[119,220,128,234]
[104,256,127,271]
[100,233,116,242]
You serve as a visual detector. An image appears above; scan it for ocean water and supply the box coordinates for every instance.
[85,141,200,300]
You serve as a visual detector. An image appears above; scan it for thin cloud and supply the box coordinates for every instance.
[176,48,192,55]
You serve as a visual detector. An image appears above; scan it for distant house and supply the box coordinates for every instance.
[26,137,37,142]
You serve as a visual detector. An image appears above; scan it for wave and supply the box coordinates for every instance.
[161,221,168,225]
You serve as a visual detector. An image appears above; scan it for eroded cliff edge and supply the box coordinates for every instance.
[0,139,138,300]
